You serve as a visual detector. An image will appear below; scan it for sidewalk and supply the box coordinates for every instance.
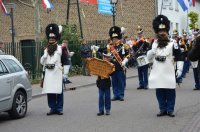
[32,67,138,98]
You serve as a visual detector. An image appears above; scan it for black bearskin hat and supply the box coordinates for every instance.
[153,15,170,34]
[109,26,122,40]
[193,28,200,35]
[45,23,61,41]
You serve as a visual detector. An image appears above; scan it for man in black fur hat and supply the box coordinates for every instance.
[107,26,130,101]
[147,15,184,117]
[40,23,64,115]
[188,29,200,90]
[188,29,200,61]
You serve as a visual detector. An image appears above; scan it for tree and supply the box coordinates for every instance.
[188,11,199,29]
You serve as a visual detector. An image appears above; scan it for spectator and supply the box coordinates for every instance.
[61,40,74,84]
[80,39,91,76]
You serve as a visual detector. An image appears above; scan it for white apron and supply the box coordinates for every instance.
[40,46,63,94]
[148,41,176,89]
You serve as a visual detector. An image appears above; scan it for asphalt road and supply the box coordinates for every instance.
[0,71,200,132]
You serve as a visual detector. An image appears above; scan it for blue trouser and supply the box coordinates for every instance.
[47,84,64,112]
[111,71,126,99]
[181,60,190,78]
[156,89,176,113]
[98,88,111,113]
[193,68,200,89]
[137,64,148,87]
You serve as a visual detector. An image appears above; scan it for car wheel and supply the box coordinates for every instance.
[9,91,27,119]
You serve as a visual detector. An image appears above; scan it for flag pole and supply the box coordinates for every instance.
[160,0,163,15]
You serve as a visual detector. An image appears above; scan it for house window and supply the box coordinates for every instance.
[169,0,173,10]
[162,0,172,9]
[175,1,179,11]
[163,0,172,6]
[170,22,173,35]
[176,23,179,34]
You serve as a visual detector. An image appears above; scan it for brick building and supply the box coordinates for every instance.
[0,0,156,42]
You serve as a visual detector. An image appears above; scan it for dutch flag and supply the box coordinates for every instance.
[42,0,54,9]
[0,0,9,16]
[177,0,190,11]
[188,0,196,7]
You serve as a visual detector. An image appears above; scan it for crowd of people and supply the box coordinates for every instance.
[38,14,200,118]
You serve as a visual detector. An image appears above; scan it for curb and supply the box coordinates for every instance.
[32,75,138,99]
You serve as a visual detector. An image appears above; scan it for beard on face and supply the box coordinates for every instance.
[47,43,57,56]
[157,33,170,48]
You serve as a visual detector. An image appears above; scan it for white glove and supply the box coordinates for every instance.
[151,41,158,54]
[43,49,48,58]
[147,42,157,62]
[121,58,128,67]
[69,52,74,57]
[176,61,184,78]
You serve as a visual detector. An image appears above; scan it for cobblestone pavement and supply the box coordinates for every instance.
[0,68,200,132]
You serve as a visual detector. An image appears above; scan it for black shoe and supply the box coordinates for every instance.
[47,111,56,116]
[193,88,200,90]
[97,112,104,116]
[105,111,110,115]
[64,79,72,84]
[157,111,167,117]
[143,87,148,90]
[168,112,175,117]
[65,79,72,84]
[137,86,144,90]
[57,111,63,115]
[119,98,124,101]
[111,97,118,101]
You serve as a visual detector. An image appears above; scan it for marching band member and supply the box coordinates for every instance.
[179,31,190,78]
[172,29,183,83]
[96,51,113,116]
[40,23,64,115]
[108,26,130,101]
[132,26,150,90]
[147,15,184,117]
[188,29,200,90]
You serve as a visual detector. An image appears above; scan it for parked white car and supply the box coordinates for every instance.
[0,55,32,119]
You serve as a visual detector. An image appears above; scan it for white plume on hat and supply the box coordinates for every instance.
[58,25,63,34]
[121,27,126,34]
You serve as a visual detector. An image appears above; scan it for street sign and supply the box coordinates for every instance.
[98,0,113,15]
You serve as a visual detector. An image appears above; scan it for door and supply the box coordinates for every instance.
[0,60,12,111]
[21,39,36,79]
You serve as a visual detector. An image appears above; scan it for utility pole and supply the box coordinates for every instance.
[66,0,71,25]
[33,0,41,43]
[10,7,15,56]
[76,0,83,39]
[6,3,16,56]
